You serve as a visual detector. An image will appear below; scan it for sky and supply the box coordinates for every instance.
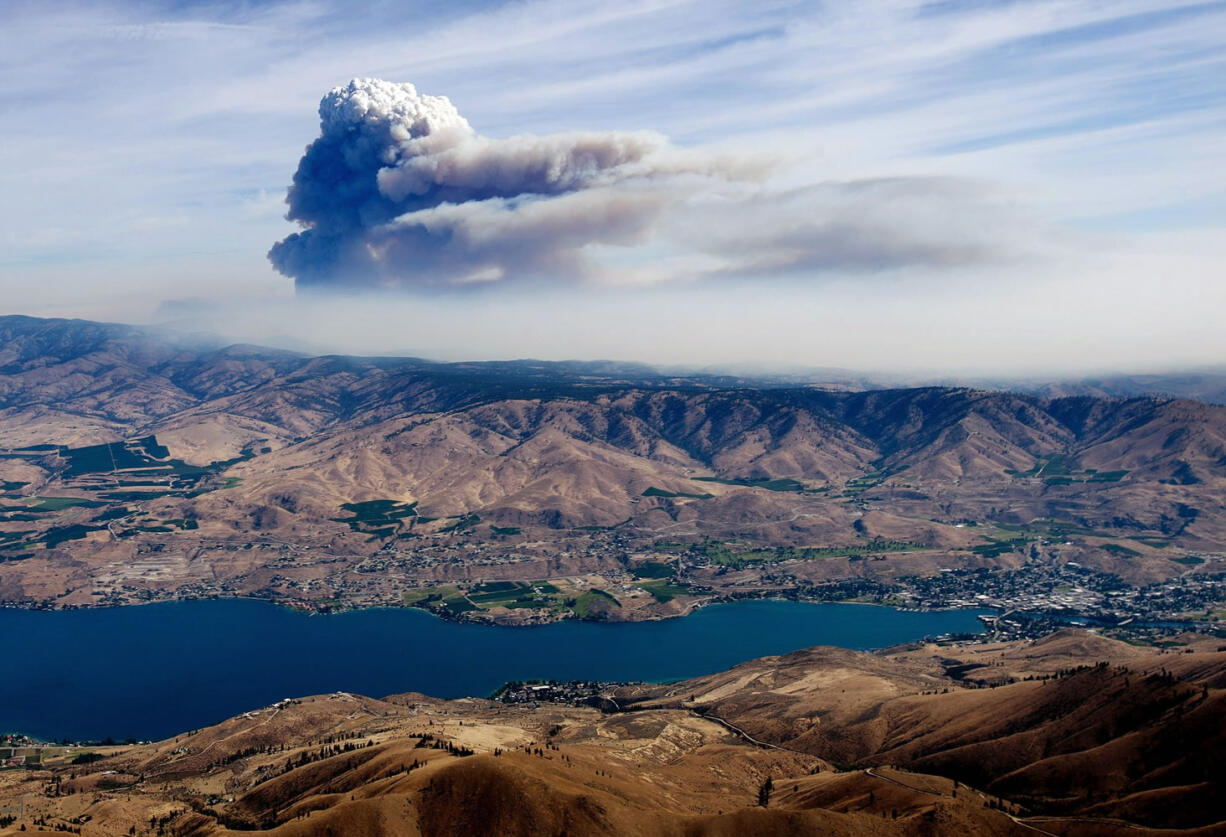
[1,0,1224,373]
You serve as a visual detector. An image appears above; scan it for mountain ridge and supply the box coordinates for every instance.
[1,315,1224,622]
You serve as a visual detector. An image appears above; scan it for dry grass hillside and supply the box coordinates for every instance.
[2,630,1223,835]
[615,630,1226,830]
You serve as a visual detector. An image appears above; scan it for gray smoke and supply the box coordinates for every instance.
[269,78,749,288]
[269,79,1027,290]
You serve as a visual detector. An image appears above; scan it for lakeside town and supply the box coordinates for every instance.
[5,528,1224,645]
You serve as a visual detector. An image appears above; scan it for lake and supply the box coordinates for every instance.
[2,598,989,742]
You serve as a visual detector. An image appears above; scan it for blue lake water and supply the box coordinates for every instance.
[1,598,989,742]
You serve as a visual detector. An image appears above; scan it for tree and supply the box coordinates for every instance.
[758,776,773,807]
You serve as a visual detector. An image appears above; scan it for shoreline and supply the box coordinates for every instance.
[0,587,988,626]
[7,589,1211,650]
[8,586,1207,641]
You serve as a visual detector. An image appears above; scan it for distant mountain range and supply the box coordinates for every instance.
[659,363,1226,406]
[966,371,1226,408]
[1,314,1224,616]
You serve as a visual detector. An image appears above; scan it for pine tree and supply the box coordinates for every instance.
[758,776,773,807]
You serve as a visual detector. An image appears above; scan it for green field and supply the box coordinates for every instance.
[631,561,675,579]
[403,586,479,615]
[0,439,255,542]
[331,498,426,541]
[695,539,929,568]
[98,490,174,501]
[438,597,479,613]
[466,581,562,610]
[992,518,1114,539]
[0,530,35,546]
[471,581,519,594]
[1100,543,1141,558]
[971,539,1028,558]
[1005,456,1129,485]
[693,476,804,492]
[440,514,480,533]
[973,520,1162,561]
[573,518,631,531]
[1006,455,1071,478]
[840,465,909,497]
[28,496,107,511]
[573,588,620,619]
[406,580,635,619]
[332,499,419,534]
[402,586,453,605]
[634,579,691,603]
[40,524,106,548]
[641,487,714,499]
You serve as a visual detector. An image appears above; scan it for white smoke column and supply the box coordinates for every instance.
[269,78,693,289]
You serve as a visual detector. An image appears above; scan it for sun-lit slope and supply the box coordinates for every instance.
[188,403,704,529]
[616,631,1226,830]
[612,645,952,762]
[8,315,1226,499]
[179,384,1226,535]
[0,689,1036,836]
[196,393,885,530]
[150,413,295,466]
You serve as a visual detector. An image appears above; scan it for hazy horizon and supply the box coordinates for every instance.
[3,1,1224,374]
[10,304,1226,387]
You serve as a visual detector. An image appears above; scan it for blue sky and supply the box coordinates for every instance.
[0,0,1223,371]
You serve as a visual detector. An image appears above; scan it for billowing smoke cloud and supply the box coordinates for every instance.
[268,78,746,288]
[269,79,1029,290]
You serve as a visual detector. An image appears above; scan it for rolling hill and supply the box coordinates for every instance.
[2,630,1221,835]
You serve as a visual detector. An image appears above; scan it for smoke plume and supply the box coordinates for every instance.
[269,79,1024,290]
[269,78,747,288]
